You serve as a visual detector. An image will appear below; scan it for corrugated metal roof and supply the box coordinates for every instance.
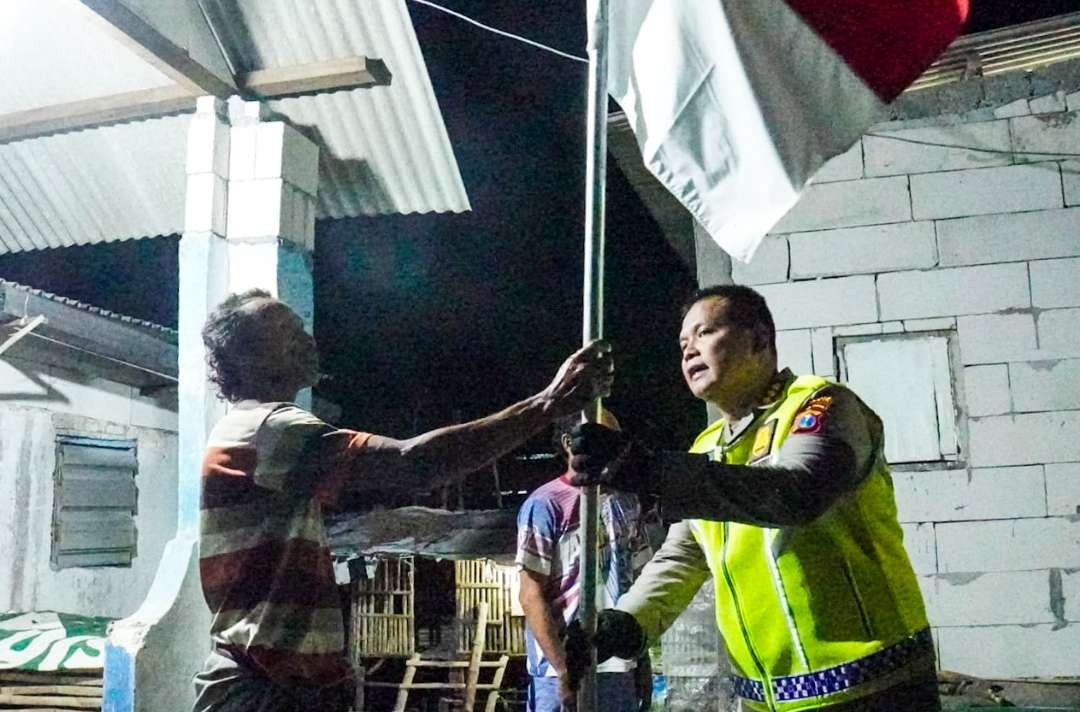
[0,0,468,254]
[912,12,1080,91]
[0,116,188,254]
[202,0,469,218]
[0,279,175,338]
[0,0,174,114]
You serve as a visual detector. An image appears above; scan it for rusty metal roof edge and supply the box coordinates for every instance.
[0,279,176,340]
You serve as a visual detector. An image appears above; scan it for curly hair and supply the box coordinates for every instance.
[201,289,276,401]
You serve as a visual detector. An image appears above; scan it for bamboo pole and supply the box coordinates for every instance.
[463,601,490,712]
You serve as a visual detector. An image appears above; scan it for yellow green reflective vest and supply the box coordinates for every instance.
[687,375,929,711]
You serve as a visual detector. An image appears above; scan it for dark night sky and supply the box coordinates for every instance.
[0,0,1075,449]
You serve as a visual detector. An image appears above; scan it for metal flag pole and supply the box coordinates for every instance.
[579,1,608,711]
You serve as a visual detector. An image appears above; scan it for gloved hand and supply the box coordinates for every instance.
[567,423,653,494]
[564,610,646,693]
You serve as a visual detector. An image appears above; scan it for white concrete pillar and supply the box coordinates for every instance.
[225,97,319,409]
[104,97,320,712]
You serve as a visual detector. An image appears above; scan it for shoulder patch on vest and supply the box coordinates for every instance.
[790,395,833,434]
[750,420,777,462]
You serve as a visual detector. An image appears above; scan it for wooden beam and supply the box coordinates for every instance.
[240,57,391,98]
[0,55,388,143]
[0,85,198,143]
[72,0,236,96]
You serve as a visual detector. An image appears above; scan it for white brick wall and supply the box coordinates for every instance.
[910,163,1063,220]
[920,570,1056,626]
[788,222,936,279]
[893,467,1046,522]
[901,522,937,575]
[1063,159,1080,206]
[1065,569,1080,623]
[936,517,1080,572]
[904,317,956,332]
[810,328,835,377]
[748,94,1080,678]
[969,412,1080,467]
[937,624,1080,678]
[877,263,1030,321]
[1031,257,1080,308]
[956,313,1039,364]
[775,329,813,374]
[811,142,864,183]
[1038,307,1080,358]
[1010,111,1080,160]
[1009,359,1080,412]
[773,176,911,233]
[863,121,1012,177]
[756,276,877,329]
[1046,463,1080,516]
[963,365,1011,416]
[731,235,788,285]
[936,208,1080,267]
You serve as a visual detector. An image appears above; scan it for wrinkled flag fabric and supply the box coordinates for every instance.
[605,0,969,262]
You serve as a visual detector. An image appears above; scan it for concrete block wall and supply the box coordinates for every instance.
[0,350,178,619]
[734,93,1080,678]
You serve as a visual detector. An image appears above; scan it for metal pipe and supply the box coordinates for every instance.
[579,1,608,711]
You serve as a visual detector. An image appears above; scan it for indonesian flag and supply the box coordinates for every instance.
[606,0,969,262]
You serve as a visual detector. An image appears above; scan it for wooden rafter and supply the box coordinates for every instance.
[240,57,391,99]
[0,56,389,144]
[0,85,198,144]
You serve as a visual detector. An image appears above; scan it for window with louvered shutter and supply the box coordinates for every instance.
[51,436,138,569]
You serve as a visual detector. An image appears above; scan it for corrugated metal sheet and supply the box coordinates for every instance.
[0,280,177,338]
[0,117,188,254]
[912,12,1080,91]
[202,0,470,218]
[0,0,467,254]
[0,0,174,114]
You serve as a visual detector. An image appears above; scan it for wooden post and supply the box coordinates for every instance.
[463,601,490,712]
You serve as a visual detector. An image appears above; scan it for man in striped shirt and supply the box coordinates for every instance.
[192,289,613,712]
[517,412,654,712]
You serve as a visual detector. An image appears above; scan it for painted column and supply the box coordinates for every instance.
[103,97,320,712]
[225,97,319,409]
[103,95,230,712]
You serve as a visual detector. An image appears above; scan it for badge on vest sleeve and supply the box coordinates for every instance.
[790,395,832,435]
[750,420,777,463]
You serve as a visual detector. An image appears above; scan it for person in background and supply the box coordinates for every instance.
[517,410,654,712]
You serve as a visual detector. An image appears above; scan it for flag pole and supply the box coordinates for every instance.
[579,1,608,711]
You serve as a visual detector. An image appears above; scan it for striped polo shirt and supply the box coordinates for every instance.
[199,401,370,686]
[516,475,652,677]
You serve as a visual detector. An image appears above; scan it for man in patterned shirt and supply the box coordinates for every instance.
[517,411,653,712]
[192,289,613,712]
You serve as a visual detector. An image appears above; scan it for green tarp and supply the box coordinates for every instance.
[0,611,110,670]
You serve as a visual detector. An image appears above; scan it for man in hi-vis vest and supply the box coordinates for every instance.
[566,285,937,712]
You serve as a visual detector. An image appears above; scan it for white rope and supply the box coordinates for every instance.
[408,0,588,64]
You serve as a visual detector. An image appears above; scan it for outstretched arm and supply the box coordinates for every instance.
[654,386,880,526]
[348,340,613,492]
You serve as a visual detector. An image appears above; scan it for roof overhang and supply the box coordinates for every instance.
[0,280,178,388]
[0,0,469,255]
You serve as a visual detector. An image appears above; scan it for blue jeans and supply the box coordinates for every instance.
[528,672,638,712]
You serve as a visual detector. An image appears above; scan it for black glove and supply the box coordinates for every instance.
[564,610,646,692]
[567,423,653,494]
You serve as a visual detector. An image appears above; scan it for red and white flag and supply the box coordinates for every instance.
[605,0,969,262]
